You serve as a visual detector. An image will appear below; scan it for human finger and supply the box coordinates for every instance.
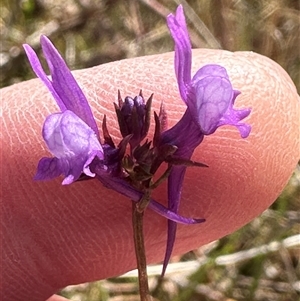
[2,49,299,301]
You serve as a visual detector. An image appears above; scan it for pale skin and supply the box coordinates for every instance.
[1,49,299,301]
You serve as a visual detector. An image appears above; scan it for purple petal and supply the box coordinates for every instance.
[34,157,67,181]
[23,44,66,111]
[188,74,234,135]
[41,110,103,184]
[61,156,87,185]
[167,5,192,102]
[218,106,252,138]
[174,5,190,48]
[236,122,252,138]
[192,64,230,82]
[40,36,99,137]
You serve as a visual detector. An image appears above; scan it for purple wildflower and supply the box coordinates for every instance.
[23,37,102,185]
[35,111,103,185]
[23,35,204,225]
[160,5,251,275]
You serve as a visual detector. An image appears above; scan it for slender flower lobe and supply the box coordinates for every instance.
[23,35,99,137]
[166,4,191,101]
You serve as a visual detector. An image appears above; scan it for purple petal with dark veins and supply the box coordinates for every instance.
[192,64,230,83]
[188,73,234,135]
[40,110,103,184]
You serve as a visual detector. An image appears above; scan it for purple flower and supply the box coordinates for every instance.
[23,37,103,185]
[160,5,251,275]
[23,35,204,225]
[35,111,103,185]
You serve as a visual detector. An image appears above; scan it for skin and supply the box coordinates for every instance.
[1,49,299,301]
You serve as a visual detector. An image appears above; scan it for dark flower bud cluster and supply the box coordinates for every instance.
[115,91,152,150]
[102,90,206,211]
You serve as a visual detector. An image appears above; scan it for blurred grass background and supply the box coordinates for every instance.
[1,0,299,300]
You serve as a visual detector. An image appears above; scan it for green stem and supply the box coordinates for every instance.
[132,200,152,301]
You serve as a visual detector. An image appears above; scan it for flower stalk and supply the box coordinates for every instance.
[132,197,152,301]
